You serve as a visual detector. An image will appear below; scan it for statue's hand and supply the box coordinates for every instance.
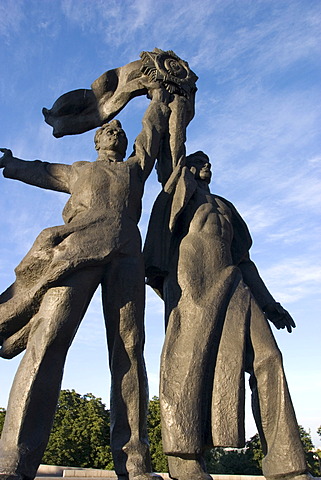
[0,148,13,168]
[263,302,296,333]
[146,82,172,104]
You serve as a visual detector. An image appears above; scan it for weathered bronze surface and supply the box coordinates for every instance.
[0,48,310,480]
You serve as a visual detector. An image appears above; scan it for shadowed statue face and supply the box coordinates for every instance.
[186,151,212,184]
[95,121,128,160]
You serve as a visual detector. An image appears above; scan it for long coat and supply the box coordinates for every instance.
[144,166,276,449]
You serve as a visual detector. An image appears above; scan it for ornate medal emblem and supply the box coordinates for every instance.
[140,48,198,98]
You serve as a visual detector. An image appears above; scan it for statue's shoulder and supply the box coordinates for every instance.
[214,194,242,219]
[71,160,91,170]
[214,194,253,254]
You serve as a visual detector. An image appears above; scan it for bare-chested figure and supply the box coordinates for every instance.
[0,87,168,480]
[144,152,310,480]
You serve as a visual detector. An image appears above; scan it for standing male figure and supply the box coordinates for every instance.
[144,152,310,480]
[0,86,169,480]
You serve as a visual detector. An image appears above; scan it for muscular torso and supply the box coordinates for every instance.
[62,159,143,226]
[173,188,235,300]
[187,193,233,241]
[3,156,147,261]
[179,189,234,265]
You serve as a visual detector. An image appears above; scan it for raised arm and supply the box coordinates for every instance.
[129,86,170,182]
[239,253,296,333]
[0,148,71,193]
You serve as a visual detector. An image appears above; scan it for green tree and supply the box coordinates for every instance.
[316,425,321,476]
[244,433,263,473]
[298,425,320,476]
[147,397,168,473]
[205,443,262,475]
[204,447,225,473]
[0,407,6,434]
[219,449,261,475]
[299,425,314,452]
[42,390,113,469]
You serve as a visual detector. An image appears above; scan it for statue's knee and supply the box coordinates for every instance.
[254,345,283,373]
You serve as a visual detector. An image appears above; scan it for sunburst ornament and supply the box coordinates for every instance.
[140,48,198,98]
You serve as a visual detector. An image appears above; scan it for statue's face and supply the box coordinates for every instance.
[98,126,127,159]
[189,156,212,183]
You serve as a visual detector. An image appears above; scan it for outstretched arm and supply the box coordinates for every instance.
[239,254,296,333]
[129,85,170,182]
[0,148,71,193]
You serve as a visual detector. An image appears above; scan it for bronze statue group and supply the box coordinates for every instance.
[0,50,312,480]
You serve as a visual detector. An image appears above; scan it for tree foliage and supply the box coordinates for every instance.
[0,407,6,434]
[42,390,113,469]
[244,433,264,470]
[205,435,262,475]
[147,396,168,473]
[299,425,315,453]
[298,425,320,476]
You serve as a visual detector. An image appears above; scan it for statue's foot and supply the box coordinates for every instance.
[283,475,314,480]
[167,456,212,480]
[267,473,314,480]
[130,474,163,480]
[118,474,163,480]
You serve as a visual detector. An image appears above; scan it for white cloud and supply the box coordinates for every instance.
[266,224,321,246]
[235,202,284,234]
[202,1,321,77]
[59,0,225,58]
[308,155,321,165]
[281,174,321,211]
[0,0,24,38]
[261,257,321,303]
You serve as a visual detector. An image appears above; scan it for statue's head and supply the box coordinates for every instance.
[94,120,128,160]
[186,151,212,184]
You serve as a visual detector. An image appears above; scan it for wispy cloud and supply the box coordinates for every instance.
[260,256,321,303]
[280,173,321,211]
[59,0,224,60]
[195,1,321,77]
[235,202,285,234]
[0,0,24,39]
[265,224,321,247]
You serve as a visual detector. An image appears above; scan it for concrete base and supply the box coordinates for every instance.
[37,465,117,478]
[36,471,263,480]
[36,466,321,480]
[36,465,267,480]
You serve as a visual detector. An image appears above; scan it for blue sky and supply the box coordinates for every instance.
[0,0,320,449]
